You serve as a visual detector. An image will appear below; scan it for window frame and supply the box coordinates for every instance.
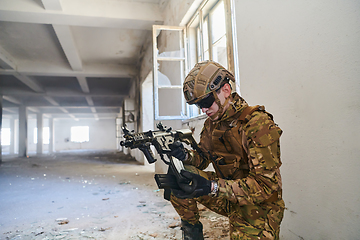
[152,25,188,120]
[185,0,238,118]
[150,0,239,120]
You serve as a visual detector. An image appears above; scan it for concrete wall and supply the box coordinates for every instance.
[54,119,117,152]
[234,0,360,239]
[138,0,360,238]
[27,118,50,154]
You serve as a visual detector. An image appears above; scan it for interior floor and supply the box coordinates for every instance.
[0,151,229,240]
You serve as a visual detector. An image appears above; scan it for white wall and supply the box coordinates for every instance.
[234,0,360,239]
[54,119,117,152]
[139,0,360,237]
[27,118,37,154]
[27,117,50,154]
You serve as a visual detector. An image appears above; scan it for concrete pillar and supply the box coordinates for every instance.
[14,119,18,154]
[9,118,15,154]
[49,118,54,154]
[18,105,28,157]
[0,95,2,162]
[36,113,43,155]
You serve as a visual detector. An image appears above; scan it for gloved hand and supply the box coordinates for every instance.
[169,141,187,161]
[171,170,212,199]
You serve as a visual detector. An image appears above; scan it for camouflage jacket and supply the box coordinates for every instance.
[184,93,283,205]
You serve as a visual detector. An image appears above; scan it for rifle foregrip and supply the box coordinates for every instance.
[154,174,180,190]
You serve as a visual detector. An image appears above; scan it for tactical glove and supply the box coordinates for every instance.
[171,170,212,199]
[169,141,187,161]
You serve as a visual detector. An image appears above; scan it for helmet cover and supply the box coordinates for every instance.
[183,60,235,105]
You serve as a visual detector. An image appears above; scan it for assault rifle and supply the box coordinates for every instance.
[120,122,200,190]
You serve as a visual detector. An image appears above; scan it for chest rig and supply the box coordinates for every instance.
[208,105,266,180]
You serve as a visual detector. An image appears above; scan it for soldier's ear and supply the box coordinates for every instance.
[221,83,232,98]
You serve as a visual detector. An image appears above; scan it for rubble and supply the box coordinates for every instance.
[56,218,69,225]
[0,151,230,240]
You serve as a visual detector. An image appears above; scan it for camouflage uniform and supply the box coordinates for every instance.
[170,93,285,240]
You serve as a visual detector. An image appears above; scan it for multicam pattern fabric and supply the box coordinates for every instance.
[171,193,284,240]
[171,93,284,239]
[183,60,235,105]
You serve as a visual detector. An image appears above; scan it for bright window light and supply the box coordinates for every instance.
[71,126,89,143]
[34,127,50,144]
[1,128,11,146]
[186,0,230,118]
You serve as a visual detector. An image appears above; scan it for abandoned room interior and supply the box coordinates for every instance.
[0,0,359,239]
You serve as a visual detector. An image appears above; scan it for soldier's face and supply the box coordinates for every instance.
[201,84,231,120]
[201,99,219,118]
[201,90,226,119]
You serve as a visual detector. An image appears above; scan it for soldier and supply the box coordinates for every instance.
[169,60,285,240]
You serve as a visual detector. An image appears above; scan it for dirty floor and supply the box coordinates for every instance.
[0,151,229,240]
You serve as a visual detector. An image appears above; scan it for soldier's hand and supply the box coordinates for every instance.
[171,170,211,199]
[169,141,187,161]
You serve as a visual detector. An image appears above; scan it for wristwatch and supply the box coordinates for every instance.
[209,181,218,197]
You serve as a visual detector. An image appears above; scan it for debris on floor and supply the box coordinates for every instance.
[0,150,230,240]
[56,218,69,225]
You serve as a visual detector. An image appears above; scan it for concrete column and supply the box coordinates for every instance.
[14,119,19,154]
[36,113,43,155]
[49,118,54,154]
[9,118,15,154]
[124,98,138,159]
[18,105,28,157]
[0,95,2,162]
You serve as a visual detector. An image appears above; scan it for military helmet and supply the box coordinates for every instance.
[183,60,235,105]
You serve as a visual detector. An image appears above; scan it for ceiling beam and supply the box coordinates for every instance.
[3,96,21,105]
[13,73,44,92]
[0,63,137,78]
[85,96,94,105]
[3,108,17,113]
[3,92,126,97]
[86,96,99,119]
[53,25,83,71]
[27,107,39,113]
[41,0,62,11]
[0,45,17,70]
[0,0,163,30]
[58,106,78,120]
[32,106,121,109]
[77,76,90,93]
[44,96,60,106]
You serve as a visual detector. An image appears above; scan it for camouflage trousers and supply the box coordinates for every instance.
[170,174,285,240]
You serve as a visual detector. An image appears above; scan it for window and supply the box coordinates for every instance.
[186,0,235,118]
[151,0,237,120]
[34,127,50,144]
[152,25,187,120]
[1,128,11,146]
[71,126,89,143]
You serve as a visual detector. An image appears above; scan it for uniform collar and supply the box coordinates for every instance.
[213,93,248,123]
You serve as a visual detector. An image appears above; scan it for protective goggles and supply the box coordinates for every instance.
[195,93,215,109]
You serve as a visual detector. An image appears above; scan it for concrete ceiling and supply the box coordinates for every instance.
[0,0,166,120]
